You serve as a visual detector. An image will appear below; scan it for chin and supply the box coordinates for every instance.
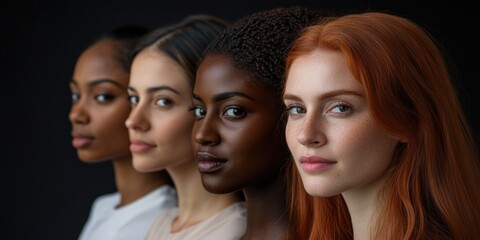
[78,154,109,164]
[133,159,160,173]
[201,175,237,194]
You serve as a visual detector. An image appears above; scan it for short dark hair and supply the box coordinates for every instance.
[204,6,327,97]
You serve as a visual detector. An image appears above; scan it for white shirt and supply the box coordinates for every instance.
[146,202,247,240]
[78,185,177,240]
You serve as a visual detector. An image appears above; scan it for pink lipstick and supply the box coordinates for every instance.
[299,155,335,172]
[72,136,94,149]
[130,140,155,153]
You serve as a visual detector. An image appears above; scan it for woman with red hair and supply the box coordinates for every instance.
[283,12,480,239]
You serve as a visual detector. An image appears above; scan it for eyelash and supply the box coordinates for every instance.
[95,93,114,103]
[188,105,248,120]
[70,92,115,104]
[223,106,246,119]
[330,104,351,114]
[128,95,139,106]
[155,98,173,107]
[127,96,174,108]
[71,92,80,102]
[188,105,206,120]
[285,102,352,117]
[285,104,305,119]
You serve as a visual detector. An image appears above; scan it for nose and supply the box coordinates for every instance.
[69,102,90,124]
[125,105,150,131]
[296,113,326,147]
[193,117,220,146]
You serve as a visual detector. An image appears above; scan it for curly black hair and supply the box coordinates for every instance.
[204,6,328,97]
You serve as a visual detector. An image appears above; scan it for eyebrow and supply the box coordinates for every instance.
[192,92,253,103]
[127,85,180,95]
[70,78,126,88]
[283,90,362,101]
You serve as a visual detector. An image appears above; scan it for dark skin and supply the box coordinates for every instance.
[70,39,172,207]
[192,54,290,239]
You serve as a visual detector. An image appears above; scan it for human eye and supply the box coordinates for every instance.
[95,93,114,103]
[155,98,173,107]
[128,95,139,106]
[328,102,351,115]
[188,105,206,120]
[223,106,246,120]
[285,104,305,118]
[71,92,80,103]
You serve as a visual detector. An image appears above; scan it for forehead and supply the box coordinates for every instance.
[73,40,129,86]
[286,48,361,93]
[195,53,281,111]
[195,54,265,94]
[130,47,191,91]
[78,40,121,69]
[197,54,241,81]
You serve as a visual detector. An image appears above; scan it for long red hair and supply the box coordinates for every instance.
[286,12,480,239]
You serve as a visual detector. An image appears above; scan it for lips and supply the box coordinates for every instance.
[299,155,336,172]
[71,131,95,149]
[129,140,156,153]
[196,152,227,173]
[72,136,94,148]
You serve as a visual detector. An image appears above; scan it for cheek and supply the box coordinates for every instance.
[334,119,398,170]
[285,121,300,155]
[98,105,131,138]
[227,121,283,168]
[155,112,194,143]
[81,107,131,161]
[171,119,194,142]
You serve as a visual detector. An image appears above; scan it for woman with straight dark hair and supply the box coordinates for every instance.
[125,15,247,240]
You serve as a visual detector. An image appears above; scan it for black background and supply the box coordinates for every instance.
[2,0,478,239]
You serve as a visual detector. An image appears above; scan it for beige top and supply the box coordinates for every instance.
[145,201,246,240]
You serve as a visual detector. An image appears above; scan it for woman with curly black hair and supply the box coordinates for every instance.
[190,7,329,239]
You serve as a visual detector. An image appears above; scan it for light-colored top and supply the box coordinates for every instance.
[146,201,247,240]
[78,185,177,240]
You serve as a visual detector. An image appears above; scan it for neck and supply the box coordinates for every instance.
[112,153,172,208]
[241,173,289,240]
[342,175,387,240]
[167,159,241,233]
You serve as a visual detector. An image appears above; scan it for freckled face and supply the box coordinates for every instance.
[126,47,195,172]
[283,48,400,197]
[69,39,131,163]
[192,54,286,193]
